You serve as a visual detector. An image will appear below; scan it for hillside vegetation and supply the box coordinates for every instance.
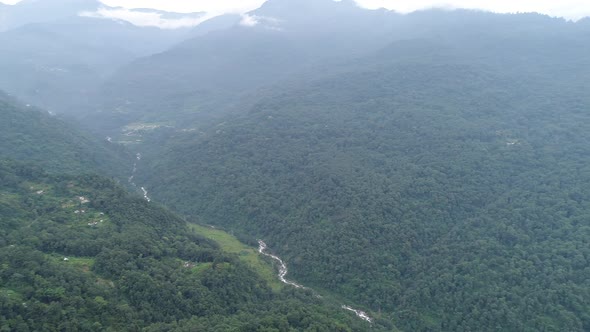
[0,92,131,178]
[4,0,590,330]
[0,161,382,331]
[136,20,590,331]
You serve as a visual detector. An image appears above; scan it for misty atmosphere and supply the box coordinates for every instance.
[1,0,590,330]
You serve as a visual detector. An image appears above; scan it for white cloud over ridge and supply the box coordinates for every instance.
[239,14,283,30]
[80,7,212,29]
[98,0,267,16]
[95,0,590,21]
[239,14,260,27]
[2,0,590,25]
[359,0,590,20]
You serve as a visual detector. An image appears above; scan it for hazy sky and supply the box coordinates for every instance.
[99,0,590,20]
[2,0,589,25]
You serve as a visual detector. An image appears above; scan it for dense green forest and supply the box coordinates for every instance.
[137,34,590,331]
[0,161,383,331]
[0,92,131,178]
[3,0,590,330]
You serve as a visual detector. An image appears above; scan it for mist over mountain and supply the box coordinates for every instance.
[0,0,206,115]
[0,16,190,114]
[88,0,404,134]
[2,0,590,330]
[125,9,590,329]
[86,1,590,137]
[0,90,131,177]
[0,0,101,30]
[187,13,242,37]
[126,7,201,19]
[0,0,206,31]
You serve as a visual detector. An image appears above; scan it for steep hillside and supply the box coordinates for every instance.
[135,15,590,331]
[87,5,590,139]
[0,0,100,31]
[0,92,131,177]
[0,161,381,330]
[0,16,189,115]
[87,0,402,136]
[187,14,242,38]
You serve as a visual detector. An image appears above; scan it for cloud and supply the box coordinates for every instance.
[80,7,212,29]
[239,14,259,27]
[239,14,284,31]
[99,0,589,21]
[355,0,590,21]
[98,0,267,16]
[2,0,590,21]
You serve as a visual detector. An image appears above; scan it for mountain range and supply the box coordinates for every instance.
[0,0,204,31]
[2,0,590,330]
[0,0,214,114]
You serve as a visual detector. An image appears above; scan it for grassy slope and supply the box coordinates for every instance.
[190,223,282,291]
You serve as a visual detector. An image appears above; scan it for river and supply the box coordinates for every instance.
[257,240,373,323]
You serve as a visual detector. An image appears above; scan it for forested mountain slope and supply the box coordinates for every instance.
[0,92,131,178]
[87,4,590,139]
[0,161,379,331]
[135,16,590,331]
[0,16,188,115]
[0,0,100,31]
[87,0,404,135]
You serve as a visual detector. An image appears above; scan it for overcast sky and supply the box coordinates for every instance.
[2,0,589,23]
[84,0,590,20]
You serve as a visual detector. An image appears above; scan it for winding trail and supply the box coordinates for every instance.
[257,240,373,323]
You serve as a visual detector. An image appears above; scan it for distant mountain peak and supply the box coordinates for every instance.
[1,0,207,30]
[1,0,102,31]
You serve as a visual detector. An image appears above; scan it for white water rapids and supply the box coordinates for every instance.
[128,152,151,202]
[127,149,369,321]
[258,240,305,289]
[257,240,373,323]
[341,305,373,323]
[141,187,151,202]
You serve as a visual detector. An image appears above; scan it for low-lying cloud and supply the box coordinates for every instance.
[358,0,590,20]
[80,7,211,29]
[3,0,590,24]
[239,14,260,27]
[94,0,590,21]
[98,0,267,16]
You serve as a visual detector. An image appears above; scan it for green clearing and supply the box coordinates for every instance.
[0,192,19,206]
[0,288,22,301]
[189,223,282,291]
[191,262,213,274]
[52,256,95,273]
[23,182,53,192]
